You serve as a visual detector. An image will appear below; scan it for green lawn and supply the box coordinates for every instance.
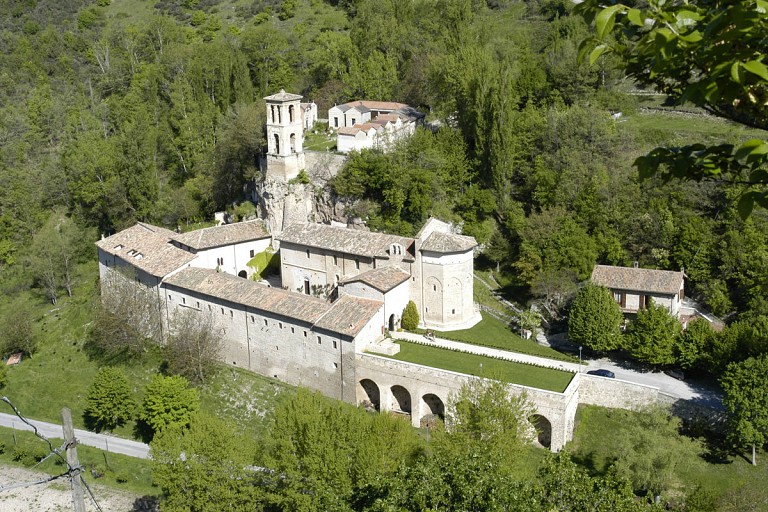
[0,427,156,497]
[303,130,337,152]
[383,340,574,393]
[428,312,576,363]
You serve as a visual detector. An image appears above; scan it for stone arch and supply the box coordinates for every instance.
[359,379,380,411]
[289,104,295,123]
[290,133,296,153]
[422,393,444,418]
[238,270,247,279]
[391,385,411,414]
[388,314,396,331]
[530,414,552,449]
[273,133,280,154]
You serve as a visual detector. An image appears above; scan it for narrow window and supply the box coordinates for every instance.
[333,340,337,349]
[221,308,224,314]
[196,301,200,308]
[251,315,255,323]
[304,330,307,337]
[351,118,356,125]
[291,327,295,334]
[355,259,360,270]
[433,285,436,292]
[250,249,255,258]
[333,362,338,369]
[279,322,283,329]
[208,304,212,311]
[230,310,234,318]
[168,294,172,301]
[182,297,186,305]
[264,319,268,326]
[334,117,339,128]
[306,249,310,258]
[317,336,321,344]
[333,255,338,266]
[452,309,455,315]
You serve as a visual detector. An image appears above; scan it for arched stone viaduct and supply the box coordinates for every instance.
[355,354,582,451]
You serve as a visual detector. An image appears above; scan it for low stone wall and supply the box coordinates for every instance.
[577,374,660,410]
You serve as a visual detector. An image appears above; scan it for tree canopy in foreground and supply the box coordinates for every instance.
[576,0,768,217]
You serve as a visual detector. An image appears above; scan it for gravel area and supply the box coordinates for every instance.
[0,464,148,511]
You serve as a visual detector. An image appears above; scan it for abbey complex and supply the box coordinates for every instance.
[96,91,676,451]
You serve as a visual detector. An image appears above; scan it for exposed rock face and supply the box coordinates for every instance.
[256,179,354,237]
[256,149,355,237]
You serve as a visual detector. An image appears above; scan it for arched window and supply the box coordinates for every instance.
[277,105,282,123]
[289,105,295,123]
[274,133,280,154]
[270,105,276,123]
[290,133,296,153]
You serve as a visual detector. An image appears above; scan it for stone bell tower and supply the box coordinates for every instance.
[264,89,305,181]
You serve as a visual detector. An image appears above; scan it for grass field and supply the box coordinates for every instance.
[384,340,574,393]
[427,312,576,363]
[569,404,768,510]
[0,427,155,496]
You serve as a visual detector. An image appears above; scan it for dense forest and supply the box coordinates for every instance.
[1,0,766,368]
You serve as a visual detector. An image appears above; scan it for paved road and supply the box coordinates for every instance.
[393,332,723,408]
[0,412,150,459]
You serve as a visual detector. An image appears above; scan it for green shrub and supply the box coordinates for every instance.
[401,301,419,331]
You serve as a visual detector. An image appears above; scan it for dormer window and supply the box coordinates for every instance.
[114,244,123,250]
[390,243,403,255]
[134,253,144,260]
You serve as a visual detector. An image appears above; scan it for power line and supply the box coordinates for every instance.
[0,397,104,512]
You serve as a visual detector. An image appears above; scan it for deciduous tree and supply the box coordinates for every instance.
[166,309,222,385]
[721,354,768,465]
[568,283,623,352]
[151,413,260,511]
[88,268,163,360]
[84,366,135,432]
[576,0,768,217]
[139,375,200,439]
[627,302,681,367]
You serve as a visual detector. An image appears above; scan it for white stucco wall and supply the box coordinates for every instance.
[190,238,271,278]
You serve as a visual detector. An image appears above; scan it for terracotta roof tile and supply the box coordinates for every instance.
[342,266,411,293]
[420,231,477,253]
[277,223,412,258]
[172,220,269,250]
[95,223,196,277]
[164,268,382,336]
[591,265,684,295]
[315,294,383,337]
[164,268,329,325]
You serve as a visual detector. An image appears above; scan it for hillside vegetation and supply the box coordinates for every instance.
[0,1,767,510]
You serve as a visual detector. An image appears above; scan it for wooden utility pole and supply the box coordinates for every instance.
[61,408,86,512]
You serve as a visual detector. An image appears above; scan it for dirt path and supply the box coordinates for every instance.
[0,464,148,511]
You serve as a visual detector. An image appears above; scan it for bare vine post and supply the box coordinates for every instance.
[61,408,86,512]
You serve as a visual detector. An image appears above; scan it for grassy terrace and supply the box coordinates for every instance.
[427,312,576,363]
[379,340,574,393]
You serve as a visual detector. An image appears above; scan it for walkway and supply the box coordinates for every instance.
[0,413,150,459]
[394,331,581,373]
